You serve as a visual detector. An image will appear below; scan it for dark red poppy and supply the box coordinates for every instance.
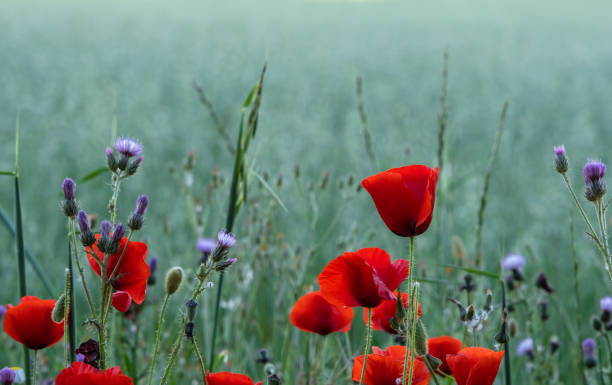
[446,347,504,385]
[352,349,430,385]
[362,165,439,237]
[364,292,422,334]
[427,336,462,374]
[55,362,133,385]
[3,296,64,350]
[290,291,354,335]
[88,235,150,311]
[319,247,410,308]
[206,372,260,385]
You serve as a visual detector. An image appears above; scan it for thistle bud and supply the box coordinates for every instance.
[147,256,158,285]
[185,299,198,322]
[118,155,129,171]
[583,338,597,368]
[414,318,428,356]
[126,157,143,176]
[61,177,79,217]
[165,267,184,295]
[106,148,118,172]
[128,194,149,231]
[592,315,603,331]
[211,230,236,262]
[215,258,237,272]
[97,220,113,253]
[484,289,493,312]
[584,160,607,202]
[600,297,612,322]
[52,294,66,323]
[108,224,126,255]
[77,210,96,247]
[553,145,568,174]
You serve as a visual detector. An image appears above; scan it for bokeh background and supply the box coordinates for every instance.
[1,0,612,383]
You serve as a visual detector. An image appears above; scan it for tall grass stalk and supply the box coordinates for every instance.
[147,293,170,385]
[355,75,376,168]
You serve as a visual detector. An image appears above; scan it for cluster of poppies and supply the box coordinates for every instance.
[289,165,505,385]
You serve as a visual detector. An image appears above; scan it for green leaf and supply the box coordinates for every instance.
[80,167,109,183]
[0,170,15,176]
[456,266,501,279]
[252,170,288,212]
[242,83,258,108]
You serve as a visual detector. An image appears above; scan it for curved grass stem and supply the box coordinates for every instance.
[358,308,372,385]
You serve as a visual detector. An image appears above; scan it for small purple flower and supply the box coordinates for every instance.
[62,178,76,200]
[600,297,612,313]
[217,230,236,249]
[76,353,85,362]
[99,220,112,238]
[0,367,16,385]
[148,256,158,275]
[77,210,91,233]
[112,224,126,244]
[105,147,113,157]
[516,338,534,357]
[553,145,566,156]
[114,137,143,157]
[583,338,596,356]
[134,195,149,216]
[197,238,217,255]
[0,304,6,320]
[584,160,606,184]
[502,254,526,271]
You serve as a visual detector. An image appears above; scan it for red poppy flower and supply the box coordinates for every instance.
[55,362,133,385]
[352,350,430,385]
[3,296,64,350]
[446,347,504,385]
[88,235,150,311]
[319,247,410,308]
[290,291,354,335]
[427,336,462,374]
[371,345,409,362]
[364,292,422,334]
[206,372,259,385]
[362,165,439,237]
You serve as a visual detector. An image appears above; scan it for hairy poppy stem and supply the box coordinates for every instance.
[32,350,38,385]
[190,336,208,385]
[402,236,416,385]
[501,281,511,385]
[407,285,419,385]
[358,308,372,385]
[147,293,170,385]
[69,219,97,318]
[422,356,441,385]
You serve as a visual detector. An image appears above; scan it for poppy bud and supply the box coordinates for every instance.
[414,318,428,356]
[77,210,96,247]
[424,353,442,371]
[106,148,118,172]
[268,374,282,385]
[484,289,493,312]
[553,145,568,174]
[0,367,16,385]
[256,348,271,364]
[583,338,597,368]
[535,273,554,293]
[593,316,603,331]
[165,267,184,295]
[185,299,198,323]
[126,157,143,176]
[215,258,237,272]
[508,318,518,337]
[550,335,560,354]
[52,294,66,323]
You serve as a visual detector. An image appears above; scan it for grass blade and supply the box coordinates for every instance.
[79,167,109,183]
[252,170,288,212]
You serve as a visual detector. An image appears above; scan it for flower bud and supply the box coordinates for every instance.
[52,294,66,323]
[583,338,597,368]
[215,258,237,272]
[108,224,126,254]
[424,354,442,370]
[106,148,118,172]
[592,316,602,331]
[553,145,568,174]
[268,374,282,385]
[484,289,493,312]
[185,322,195,338]
[185,299,198,323]
[550,335,560,354]
[414,318,428,356]
[97,220,113,253]
[76,339,100,368]
[465,304,475,322]
[128,195,149,231]
[535,273,554,294]
[584,160,607,202]
[147,256,158,285]
[77,211,96,247]
[0,367,16,385]
[600,297,612,322]
[126,157,143,176]
[62,178,76,200]
[165,267,184,295]
[460,274,476,293]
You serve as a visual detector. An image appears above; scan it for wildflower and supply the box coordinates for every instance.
[427,336,462,374]
[61,178,78,217]
[289,291,354,335]
[126,157,143,176]
[446,347,504,385]
[206,372,260,385]
[584,160,607,201]
[97,220,113,253]
[111,291,132,313]
[127,195,149,231]
[502,254,525,281]
[0,367,15,385]
[0,305,6,320]
[55,362,133,385]
[362,165,439,237]
[114,137,143,158]
[77,210,96,247]
[217,229,236,249]
[2,296,64,349]
[88,235,150,312]
[516,338,534,360]
[365,292,421,334]
[553,145,568,173]
[583,338,597,368]
[318,247,410,308]
[600,296,612,322]
[593,316,603,331]
[351,350,430,385]
[106,148,118,172]
[164,266,184,295]
[75,339,100,368]
[535,273,554,293]
[460,274,476,293]
[197,238,216,264]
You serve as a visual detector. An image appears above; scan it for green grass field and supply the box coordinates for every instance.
[1,0,612,383]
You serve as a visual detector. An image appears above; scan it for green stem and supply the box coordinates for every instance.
[407,285,419,385]
[501,281,512,385]
[99,260,109,369]
[108,173,122,224]
[147,294,170,385]
[191,336,208,385]
[358,308,372,385]
[32,350,38,385]
[402,237,416,385]
[423,357,441,385]
[69,220,97,318]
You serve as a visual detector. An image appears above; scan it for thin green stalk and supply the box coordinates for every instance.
[191,336,208,385]
[501,281,511,385]
[358,308,372,385]
[602,333,612,385]
[407,285,419,385]
[147,294,170,385]
[69,220,97,318]
[32,350,37,385]
[402,237,416,385]
[570,215,586,380]
[67,245,76,364]
[355,75,376,168]
[423,356,441,385]
[108,173,122,224]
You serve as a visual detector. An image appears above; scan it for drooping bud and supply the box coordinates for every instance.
[147,256,158,285]
[584,160,607,202]
[414,318,428,356]
[516,338,534,361]
[583,338,597,368]
[75,339,100,368]
[52,294,66,323]
[424,354,442,370]
[535,273,554,293]
[448,298,467,321]
[77,210,96,247]
[553,145,568,174]
[165,267,184,295]
[550,335,560,354]
[215,257,237,272]
[128,194,149,231]
[185,299,198,323]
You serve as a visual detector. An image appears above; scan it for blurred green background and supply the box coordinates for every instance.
[1,0,612,383]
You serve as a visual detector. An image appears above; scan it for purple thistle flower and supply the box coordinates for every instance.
[148,256,158,275]
[197,238,217,255]
[106,147,114,157]
[114,137,143,157]
[0,367,16,385]
[516,338,534,357]
[112,224,126,244]
[0,305,6,320]
[502,254,526,271]
[601,297,612,312]
[99,220,112,238]
[583,160,606,184]
[583,338,596,356]
[134,195,149,216]
[217,230,236,249]
[553,145,566,156]
[62,178,76,200]
[77,210,91,233]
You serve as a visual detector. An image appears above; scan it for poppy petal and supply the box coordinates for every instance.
[290,291,353,335]
[206,371,256,385]
[111,291,132,313]
[427,336,462,374]
[3,296,64,350]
